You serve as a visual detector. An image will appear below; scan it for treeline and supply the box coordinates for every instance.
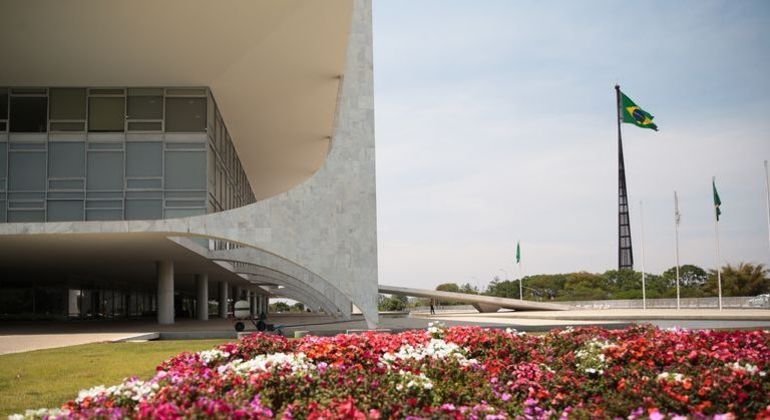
[484,263,769,301]
[377,262,769,310]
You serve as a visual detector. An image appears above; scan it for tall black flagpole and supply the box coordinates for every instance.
[616,85,634,270]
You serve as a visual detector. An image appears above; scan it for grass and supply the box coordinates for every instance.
[0,339,229,417]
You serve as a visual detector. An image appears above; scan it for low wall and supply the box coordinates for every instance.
[561,296,769,310]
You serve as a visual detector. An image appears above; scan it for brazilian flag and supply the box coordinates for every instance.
[621,92,658,131]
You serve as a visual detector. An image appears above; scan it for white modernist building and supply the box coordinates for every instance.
[0,0,379,326]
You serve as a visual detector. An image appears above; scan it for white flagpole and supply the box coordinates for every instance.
[640,200,647,310]
[765,160,770,258]
[518,241,523,300]
[713,176,723,311]
[674,191,681,310]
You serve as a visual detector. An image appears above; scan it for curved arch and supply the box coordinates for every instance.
[166,236,351,318]
[239,272,340,317]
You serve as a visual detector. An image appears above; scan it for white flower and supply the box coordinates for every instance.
[218,352,316,376]
[197,349,230,365]
[657,372,685,382]
[74,378,159,405]
[9,408,71,420]
[574,339,614,376]
[398,370,434,390]
[729,362,760,375]
[505,327,527,336]
[380,339,476,367]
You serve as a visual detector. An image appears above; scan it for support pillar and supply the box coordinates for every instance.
[219,281,229,319]
[195,274,209,321]
[157,260,174,325]
[68,289,79,317]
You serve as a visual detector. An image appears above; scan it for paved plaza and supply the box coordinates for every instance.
[1,308,768,355]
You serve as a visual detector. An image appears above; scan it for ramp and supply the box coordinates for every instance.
[379,285,571,312]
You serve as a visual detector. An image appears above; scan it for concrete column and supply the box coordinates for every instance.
[68,289,79,317]
[219,281,229,319]
[195,274,209,321]
[157,260,174,325]
[235,287,243,302]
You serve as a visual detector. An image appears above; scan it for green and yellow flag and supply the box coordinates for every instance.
[515,241,521,264]
[713,178,722,221]
[621,92,658,131]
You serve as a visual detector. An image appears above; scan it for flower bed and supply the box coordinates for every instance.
[13,324,770,419]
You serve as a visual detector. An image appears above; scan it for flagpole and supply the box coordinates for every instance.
[674,190,681,310]
[713,176,723,311]
[764,160,770,258]
[518,240,523,300]
[640,200,647,310]
[616,85,634,271]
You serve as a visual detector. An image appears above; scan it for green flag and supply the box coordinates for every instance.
[713,178,722,221]
[515,241,521,264]
[621,91,658,131]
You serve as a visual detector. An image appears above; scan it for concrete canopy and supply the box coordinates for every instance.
[0,0,354,200]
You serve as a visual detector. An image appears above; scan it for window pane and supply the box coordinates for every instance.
[0,200,5,222]
[87,151,123,190]
[127,121,162,131]
[126,179,162,189]
[8,210,45,222]
[50,122,85,131]
[49,179,84,190]
[88,97,124,132]
[165,208,204,218]
[0,143,6,176]
[165,98,206,132]
[10,97,47,132]
[47,200,84,221]
[125,199,161,220]
[126,142,161,177]
[9,152,46,190]
[127,95,162,119]
[50,88,86,120]
[49,142,85,178]
[0,89,7,119]
[85,209,122,221]
[164,151,206,189]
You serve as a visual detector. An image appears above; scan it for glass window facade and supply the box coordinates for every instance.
[0,87,255,222]
[10,96,47,132]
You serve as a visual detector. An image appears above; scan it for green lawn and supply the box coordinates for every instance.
[0,339,230,417]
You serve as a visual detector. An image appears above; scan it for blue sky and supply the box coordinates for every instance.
[372,1,770,291]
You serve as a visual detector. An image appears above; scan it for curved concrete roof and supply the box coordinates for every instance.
[0,0,353,200]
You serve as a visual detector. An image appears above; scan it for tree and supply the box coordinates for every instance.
[458,282,478,294]
[521,274,567,300]
[291,302,305,312]
[435,283,461,305]
[270,301,290,312]
[378,295,406,312]
[484,279,522,299]
[705,263,770,297]
[436,283,460,293]
[662,264,708,287]
[563,272,610,301]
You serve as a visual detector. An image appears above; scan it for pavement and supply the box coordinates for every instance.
[421,308,770,330]
[2,308,769,355]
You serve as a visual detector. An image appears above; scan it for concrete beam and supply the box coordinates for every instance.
[379,285,571,312]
